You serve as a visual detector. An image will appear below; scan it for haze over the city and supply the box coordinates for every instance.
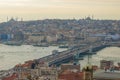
[0,0,120,22]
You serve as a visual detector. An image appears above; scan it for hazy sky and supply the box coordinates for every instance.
[0,0,120,21]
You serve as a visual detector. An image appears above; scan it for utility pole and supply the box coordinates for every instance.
[87,46,93,66]
[83,46,93,80]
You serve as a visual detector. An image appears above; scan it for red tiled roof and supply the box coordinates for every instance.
[21,62,31,68]
[92,65,98,71]
[3,73,18,80]
[58,71,84,80]
[15,61,32,68]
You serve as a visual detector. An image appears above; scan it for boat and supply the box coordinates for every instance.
[4,41,22,46]
[33,43,49,47]
[59,45,69,48]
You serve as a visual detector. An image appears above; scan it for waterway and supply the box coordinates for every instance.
[0,44,67,70]
[0,44,120,70]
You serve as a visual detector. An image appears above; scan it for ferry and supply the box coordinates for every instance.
[4,41,22,46]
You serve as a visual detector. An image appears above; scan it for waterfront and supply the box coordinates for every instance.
[0,44,67,70]
[0,44,120,71]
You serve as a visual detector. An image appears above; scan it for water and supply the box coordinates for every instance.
[0,44,120,70]
[80,47,120,68]
[0,44,67,70]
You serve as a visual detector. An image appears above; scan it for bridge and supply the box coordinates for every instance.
[38,41,120,66]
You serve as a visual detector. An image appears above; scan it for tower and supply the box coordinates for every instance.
[83,66,93,80]
[92,15,94,20]
[16,17,18,21]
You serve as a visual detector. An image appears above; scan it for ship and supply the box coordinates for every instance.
[33,43,49,47]
[4,41,22,46]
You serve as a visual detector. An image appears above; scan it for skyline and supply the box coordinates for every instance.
[0,0,120,22]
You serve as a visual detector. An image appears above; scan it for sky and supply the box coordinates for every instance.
[0,0,120,22]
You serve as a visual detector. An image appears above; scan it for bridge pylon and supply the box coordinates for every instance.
[73,53,80,65]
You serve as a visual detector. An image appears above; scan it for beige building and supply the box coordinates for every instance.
[46,35,58,43]
[30,62,58,80]
[28,33,45,43]
[86,36,102,42]
[30,66,58,80]
[39,67,58,80]
[100,60,114,69]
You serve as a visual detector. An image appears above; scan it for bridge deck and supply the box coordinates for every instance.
[38,42,107,66]
[37,41,120,66]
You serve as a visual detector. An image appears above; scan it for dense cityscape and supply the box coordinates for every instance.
[0,17,120,80]
[0,17,120,46]
[0,0,120,80]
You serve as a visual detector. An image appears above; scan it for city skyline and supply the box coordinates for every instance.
[0,0,120,22]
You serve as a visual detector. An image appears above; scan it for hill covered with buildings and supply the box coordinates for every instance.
[0,17,120,45]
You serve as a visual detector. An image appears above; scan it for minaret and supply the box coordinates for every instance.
[7,17,8,22]
[21,18,23,22]
[16,17,18,21]
[92,15,94,20]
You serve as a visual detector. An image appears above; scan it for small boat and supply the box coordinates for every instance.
[59,45,69,48]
